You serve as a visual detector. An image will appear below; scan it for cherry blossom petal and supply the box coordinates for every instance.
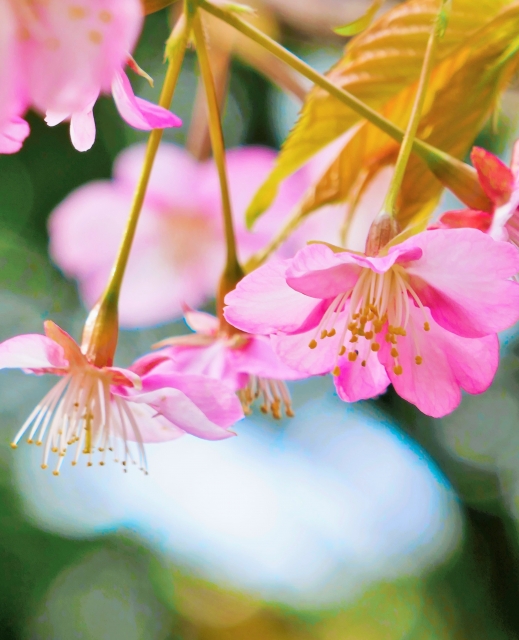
[334,348,390,403]
[128,384,239,440]
[25,0,142,116]
[431,209,492,232]
[224,259,324,334]
[114,399,185,443]
[0,334,67,371]
[404,228,519,337]
[106,366,141,388]
[286,243,421,299]
[183,307,220,336]
[379,305,499,418]
[70,106,97,151]
[271,312,348,375]
[111,69,182,130]
[232,335,308,380]
[142,372,243,428]
[471,147,514,206]
[0,117,30,154]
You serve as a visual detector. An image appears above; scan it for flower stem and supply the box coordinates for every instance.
[198,0,487,210]
[192,8,244,324]
[105,13,190,297]
[81,10,190,365]
[381,2,445,218]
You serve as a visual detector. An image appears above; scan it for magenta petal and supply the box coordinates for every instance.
[224,259,323,334]
[0,334,67,371]
[233,335,309,380]
[405,228,519,337]
[128,386,238,441]
[379,305,499,418]
[285,244,362,298]
[0,117,30,154]
[140,372,243,429]
[334,350,390,402]
[112,69,182,130]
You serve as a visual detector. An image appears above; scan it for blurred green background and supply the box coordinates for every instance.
[2,5,519,640]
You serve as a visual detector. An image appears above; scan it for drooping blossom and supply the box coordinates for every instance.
[431,144,519,246]
[224,228,519,418]
[49,143,324,327]
[0,320,243,474]
[148,306,307,418]
[0,0,180,152]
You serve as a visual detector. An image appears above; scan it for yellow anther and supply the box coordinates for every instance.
[71,461,77,466]
[36,441,42,446]
[371,342,380,352]
[41,464,48,470]
[348,352,357,362]
[348,323,357,332]
[349,336,358,343]
[332,366,341,376]
[52,470,60,476]
[390,348,399,358]
[10,443,17,449]
[339,345,346,356]
[369,305,379,315]
[320,330,328,339]
[415,355,423,365]
[99,461,105,466]
[51,447,58,453]
[424,322,430,331]
[327,328,336,337]
[27,438,33,444]
[260,405,268,414]
[373,321,384,333]
[364,330,374,340]
[393,365,403,375]
[385,334,392,342]
[360,315,368,325]
[87,462,93,467]
[361,360,367,367]
[286,406,295,418]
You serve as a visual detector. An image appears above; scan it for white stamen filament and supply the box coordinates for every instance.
[11,371,147,474]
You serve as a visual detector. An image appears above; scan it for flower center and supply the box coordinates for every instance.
[238,376,294,420]
[308,265,430,376]
[10,369,147,475]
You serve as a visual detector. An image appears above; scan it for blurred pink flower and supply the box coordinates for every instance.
[432,145,519,246]
[148,306,307,418]
[224,228,519,417]
[49,143,319,328]
[0,0,180,152]
[0,320,243,474]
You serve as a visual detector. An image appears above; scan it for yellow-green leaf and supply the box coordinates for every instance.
[295,2,519,237]
[333,0,385,36]
[245,0,512,228]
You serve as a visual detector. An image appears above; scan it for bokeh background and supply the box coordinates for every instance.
[2,2,519,639]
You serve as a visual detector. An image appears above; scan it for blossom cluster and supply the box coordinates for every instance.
[0,0,180,153]
[2,0,519,476]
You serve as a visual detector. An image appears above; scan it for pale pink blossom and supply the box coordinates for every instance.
[224,228,519,417]
[1,0,180,152]
[49,144,317,327]
[0,320,243,474]
[431,144,519,246]
[147,306,307,418]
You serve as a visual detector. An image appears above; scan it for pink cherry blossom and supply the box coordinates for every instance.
[432,144,519,247]
[224,228,519,417]
[48,143,319,327]
[0,320,243,474]
[1,0,181,152]
[145,306,307,418]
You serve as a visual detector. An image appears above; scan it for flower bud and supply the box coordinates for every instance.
[365,211,400,256]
